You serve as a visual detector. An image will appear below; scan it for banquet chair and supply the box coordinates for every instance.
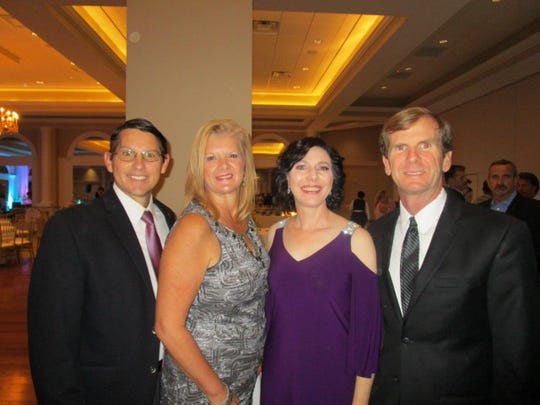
[25,208,46,251]
[14,219,34,262]
[0,221,18,265]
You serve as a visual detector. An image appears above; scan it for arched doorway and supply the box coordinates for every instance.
[59,132,110,207]
[0,134,37,212]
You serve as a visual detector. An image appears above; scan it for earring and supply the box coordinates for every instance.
[287,185,291,194]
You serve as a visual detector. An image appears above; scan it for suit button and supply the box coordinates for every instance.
[149,366,158,374]
[392,376,400,382]
[402,337,412,344]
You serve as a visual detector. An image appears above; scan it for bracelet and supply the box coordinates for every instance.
[213,384,233,405]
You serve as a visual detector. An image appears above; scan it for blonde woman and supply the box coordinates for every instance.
[155,119,269,404]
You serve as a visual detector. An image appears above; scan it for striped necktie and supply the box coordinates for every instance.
[400,216,419,314]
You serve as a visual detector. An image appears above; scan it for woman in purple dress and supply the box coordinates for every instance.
[261,137,382,405]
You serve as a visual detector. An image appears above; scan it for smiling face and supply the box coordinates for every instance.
[203,133,245,198]
[287,146,334,209]
[383,115,452,206]
[104,128,170,207]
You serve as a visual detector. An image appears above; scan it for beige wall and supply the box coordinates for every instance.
[442,71,540,201]
[322,126,393,219]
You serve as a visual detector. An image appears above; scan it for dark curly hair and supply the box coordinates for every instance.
[274,137,345,211]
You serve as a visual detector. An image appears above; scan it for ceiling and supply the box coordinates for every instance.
[0,0,539,146]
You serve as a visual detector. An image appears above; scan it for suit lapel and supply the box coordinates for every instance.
[407,194,463,312]
[102,191,154,293]
[374,210,404,321]
[505,193,521,216]
[154,199,176,228]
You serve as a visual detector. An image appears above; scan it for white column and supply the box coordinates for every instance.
[57,157,73,209]
[36,126,57,208]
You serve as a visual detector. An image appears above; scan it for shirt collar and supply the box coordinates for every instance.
[113,183,155,224]
[490,191,517,212]
[399,188,447,235]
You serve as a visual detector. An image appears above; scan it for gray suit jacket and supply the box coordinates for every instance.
[28,189,176,404]
[368,191,540,405]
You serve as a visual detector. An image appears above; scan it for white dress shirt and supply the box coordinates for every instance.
[388,188,447,315]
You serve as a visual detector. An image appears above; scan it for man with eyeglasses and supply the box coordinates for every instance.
[28,118,176,404]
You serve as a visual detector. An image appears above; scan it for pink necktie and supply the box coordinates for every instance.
[141,211,162,277]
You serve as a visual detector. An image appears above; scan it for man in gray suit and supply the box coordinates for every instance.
[368,107,539,404]
[28,118,176,404]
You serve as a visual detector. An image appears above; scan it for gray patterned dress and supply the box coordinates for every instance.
[160,200,269,404]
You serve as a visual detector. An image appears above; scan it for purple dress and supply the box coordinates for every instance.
[261,221,382,404]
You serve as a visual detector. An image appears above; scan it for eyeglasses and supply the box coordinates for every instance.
[112,148,163,162]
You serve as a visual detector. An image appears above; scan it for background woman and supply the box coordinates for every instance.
[261,137,382,405]
[155,119,269,404]
[373,190,396,220]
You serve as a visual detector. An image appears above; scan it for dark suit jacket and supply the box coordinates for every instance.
[28,189,176,405]
[479,193,540,271]
[368,191,540,405]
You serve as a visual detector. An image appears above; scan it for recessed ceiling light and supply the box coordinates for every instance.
[439,39,449,45]
[293,85,301,89]
[302,67,310,71]
[380,85,388,90]
[313,39,322,45]
[36,81,45,85]
[31,32,38,37]
[253,20,280,34]
[271,71,290,79]
[404,67,413,71]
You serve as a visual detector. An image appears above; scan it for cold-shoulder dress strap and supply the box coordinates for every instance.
[342,221,359,235]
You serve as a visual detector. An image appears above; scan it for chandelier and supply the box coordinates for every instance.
[0,106,19,134]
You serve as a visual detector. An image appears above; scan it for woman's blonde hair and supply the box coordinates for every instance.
[184,119,256,221]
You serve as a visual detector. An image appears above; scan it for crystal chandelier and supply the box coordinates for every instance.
[0,106,19,134]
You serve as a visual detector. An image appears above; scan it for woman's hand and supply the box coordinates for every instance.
[209,385,238,405]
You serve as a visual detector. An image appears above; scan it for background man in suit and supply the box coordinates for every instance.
[517,171,539,200]
[28,118,176,404]
[479,159,540,271]
[368,107,539,404]
[444,164,468,201]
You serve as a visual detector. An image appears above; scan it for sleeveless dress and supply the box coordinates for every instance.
[351,198,368,227]
[261,221,382,404]
[160,200,270,404]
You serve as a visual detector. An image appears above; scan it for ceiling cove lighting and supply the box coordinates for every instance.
[252,142,285,155]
